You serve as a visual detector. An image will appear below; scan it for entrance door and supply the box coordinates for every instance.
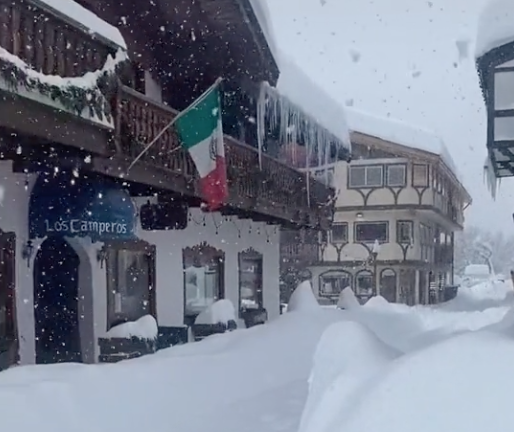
[34,237,82,364]
[0,232,17,370]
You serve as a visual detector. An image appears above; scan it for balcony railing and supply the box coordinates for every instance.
[0,0,336,228]
[0,0,117,78]
[116,85,334,227]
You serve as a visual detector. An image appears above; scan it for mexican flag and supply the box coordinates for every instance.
[175,80,228,211]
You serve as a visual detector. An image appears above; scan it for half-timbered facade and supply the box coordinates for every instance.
[305,115,471,305]
[0,0,350,368]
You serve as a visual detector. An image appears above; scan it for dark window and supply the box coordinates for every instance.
[397,220,413,243]
[356,270,373,296]
[380,269,397,302]
[387,165,406,187]
[412,164,429,187]
[0,232,16,369]
[331,223,348,243]
[349,165,383,188]
[319,230,329,244]
[183,244,225,324]
[106,242,156,329]
[319,271,352,297]
[355,222,388,243]
[239,249,263,314]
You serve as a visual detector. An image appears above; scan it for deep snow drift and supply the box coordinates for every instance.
[0,280,513,432]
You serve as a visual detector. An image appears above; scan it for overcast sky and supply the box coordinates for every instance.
[265,0,513,232]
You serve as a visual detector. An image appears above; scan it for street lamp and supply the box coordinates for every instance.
[371,240,381,296]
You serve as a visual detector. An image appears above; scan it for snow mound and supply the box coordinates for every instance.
[106,315,158,340]
[288,281,320,312]
[337,287,360,309]
[300,321,399,432]
[335,331,514,432]
[363,295,390,309]
[476,0,514,58]
[195,299,236,325]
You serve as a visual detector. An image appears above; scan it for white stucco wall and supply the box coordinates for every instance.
[0,164,281,365]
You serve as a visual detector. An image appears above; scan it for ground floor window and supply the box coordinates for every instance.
[106,241,156,329]
[183,243,224,324]
[238,248,263,314]
[319,270,352,298]
[356,270,374,298]
[380,268,397,302]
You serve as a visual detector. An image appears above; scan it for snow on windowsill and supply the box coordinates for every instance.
[475,0,514,58]
[195,299,237,325]
[0,47,127,128]
[38,0,126,49]
[106,315,158,340]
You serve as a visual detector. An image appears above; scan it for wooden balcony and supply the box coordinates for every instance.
[113,86,334,227]
[0,0,335,228]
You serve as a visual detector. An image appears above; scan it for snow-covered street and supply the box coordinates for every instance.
[0,280,513,432]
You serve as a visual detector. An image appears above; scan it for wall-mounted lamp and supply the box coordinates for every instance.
[96,245,107,268]
[356,212,364,220]
[22,240,34,267]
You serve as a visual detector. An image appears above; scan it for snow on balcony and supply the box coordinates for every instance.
[38,0,126,48]
[475,0,514,58]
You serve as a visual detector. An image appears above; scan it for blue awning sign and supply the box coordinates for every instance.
[29,173,137,242]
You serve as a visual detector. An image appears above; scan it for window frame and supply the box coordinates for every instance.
[182,243,225,324]
[319,270,353,298]
[354,221,389,243]
[355,270,374,297]
[105,240,157,331]
[412,164,429,187]
[386,164,407,187]
[238,248,264,316]
[396,220,414,244]
[330,223,348,244]
[348,165,384,188]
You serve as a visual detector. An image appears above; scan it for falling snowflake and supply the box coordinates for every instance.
[349,49,361,63]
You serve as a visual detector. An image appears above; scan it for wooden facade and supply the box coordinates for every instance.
[0,0,335,229]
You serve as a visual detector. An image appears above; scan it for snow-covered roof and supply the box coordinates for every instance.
[346,109,460,180]
[475,0,514,58]
[276,54,351,150]
[38,0,126,49]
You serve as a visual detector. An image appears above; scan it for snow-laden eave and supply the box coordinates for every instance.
[35,0,126,50]
[475,0,514,58]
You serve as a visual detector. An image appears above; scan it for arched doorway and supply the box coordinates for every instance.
[34,237,82,364]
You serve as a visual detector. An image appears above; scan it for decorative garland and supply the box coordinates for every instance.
[0,50,129,122]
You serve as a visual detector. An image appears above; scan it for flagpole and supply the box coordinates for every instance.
[127,77,223,173]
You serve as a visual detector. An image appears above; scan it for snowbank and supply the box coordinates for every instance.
[476,0,514,58]
[346,108,462,183]
[327,331,514,432]
[288,281,320,312]
[299,321,399,432]
[106,315,158,339]
[39,0,126,48]
[337,287,360,309]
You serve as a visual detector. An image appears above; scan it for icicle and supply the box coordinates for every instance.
[483,154,499,199]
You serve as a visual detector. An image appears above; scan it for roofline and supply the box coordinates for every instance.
[351,131,472,203]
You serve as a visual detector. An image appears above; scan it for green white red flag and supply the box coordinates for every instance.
[175,81,228,211]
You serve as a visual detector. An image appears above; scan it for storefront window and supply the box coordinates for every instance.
[319,270,352,298]
[106,241,156,329]
[183,243,224,323]
[380,268,397,302]
[356,270,374,298]
[239,249,263,313]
